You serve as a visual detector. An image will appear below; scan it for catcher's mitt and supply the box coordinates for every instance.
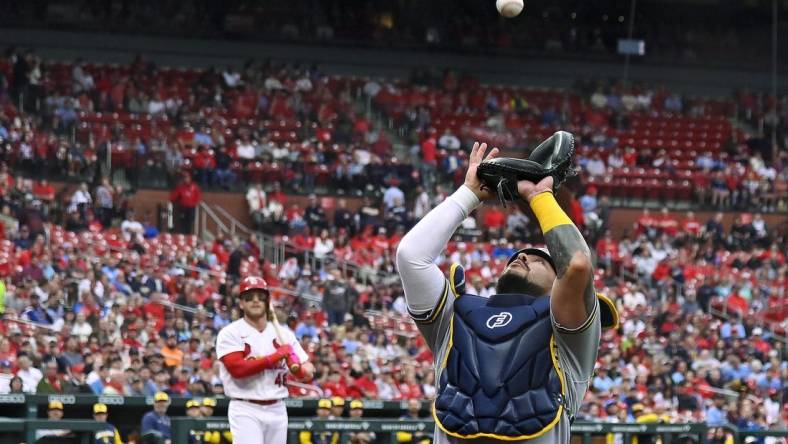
[476,130,577,206]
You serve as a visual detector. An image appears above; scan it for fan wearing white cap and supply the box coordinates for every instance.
[396,142,619,443]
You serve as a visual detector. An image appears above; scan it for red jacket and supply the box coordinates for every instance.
[170,182,202,208]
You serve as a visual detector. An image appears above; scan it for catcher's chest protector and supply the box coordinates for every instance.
[433,293,567,440]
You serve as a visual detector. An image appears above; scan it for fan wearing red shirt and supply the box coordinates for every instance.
[352,371,379,398]
[291,230,315,251]
[636,208,656,235]
[421,133,438,184]
[682,211,702,237]
[33,180,55,201]
[193,146,216,186]
[397,374,423,400]
[122,328,144,349]
[323,372,348,398]
[656,208,678,236]
[595,231,620,269]
[726,291,749,315]
[370,228,390,253]
[170,174,202,234]
[483,207,506,237]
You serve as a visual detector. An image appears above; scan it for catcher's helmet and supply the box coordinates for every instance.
[505,247,620,330]
[507,247,556,273]
[239,276,269,296]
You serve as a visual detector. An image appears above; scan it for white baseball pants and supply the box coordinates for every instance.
[228,399,288,444]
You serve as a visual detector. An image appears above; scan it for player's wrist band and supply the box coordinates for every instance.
[529,191,572,233]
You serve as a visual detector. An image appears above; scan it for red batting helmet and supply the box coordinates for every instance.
[239,276,269,296]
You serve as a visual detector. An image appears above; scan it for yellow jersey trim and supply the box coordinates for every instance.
[432,314,568,441]
[412,280,449,325]
[448,263,464,298]
[597,293,620,329]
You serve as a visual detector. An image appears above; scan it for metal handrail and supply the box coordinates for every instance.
[1,316,59,331]
[257,230,399,285]
[195,202,230,240]
[205,203,399,285]
[211,205,253,238]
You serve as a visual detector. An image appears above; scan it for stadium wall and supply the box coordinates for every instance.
[2,28,788,95]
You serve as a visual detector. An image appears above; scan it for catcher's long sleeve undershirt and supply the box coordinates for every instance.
[396,185,480,314]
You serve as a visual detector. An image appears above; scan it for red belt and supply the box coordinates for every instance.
[232,398,279,406]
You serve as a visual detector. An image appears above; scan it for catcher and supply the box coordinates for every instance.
[396,133,618,443]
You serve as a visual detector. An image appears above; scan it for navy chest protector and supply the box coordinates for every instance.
[433,292,567,440]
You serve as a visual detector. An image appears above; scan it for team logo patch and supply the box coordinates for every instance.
[486,312,513,329]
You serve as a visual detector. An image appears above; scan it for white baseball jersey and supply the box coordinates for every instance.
[216,318,308,400]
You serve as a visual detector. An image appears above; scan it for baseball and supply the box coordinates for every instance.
[496,0,524,18]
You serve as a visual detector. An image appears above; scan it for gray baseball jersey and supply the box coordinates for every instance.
[395,186,601,444]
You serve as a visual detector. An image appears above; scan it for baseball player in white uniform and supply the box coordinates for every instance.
[217,276,315,444]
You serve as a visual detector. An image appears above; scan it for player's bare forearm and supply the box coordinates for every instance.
[518,178,596,328]
[543,224,596,317]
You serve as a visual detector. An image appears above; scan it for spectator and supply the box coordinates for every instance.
[357,197,381,231]
[437,129,460,151]
[314,229,335,260]
[69,182,92,219]
[102,369,129,395]
[121,211,145,244]
[72,59,95,93]
[0,361,14,394]
[94,178,115,228]
[323,269,357,326]
[236,134,257,161]
[295,315,319,341]
[482,206,506,238]
[333,198,354,235]
[16,354,42,393]
[8,376,24,394]
[222,65,242,88]
[304,194,328,232]
[161,335,184,368]
[53,99,79,135]
[68,364,94,394]
[213,146,235,189]
[383,178,405,210]
[170,174,202,234]
[705,396,728,427]
[246,183,267,228]
[586,154,606,176]
[36,359,69,394]
[88,365,110,394]
[72,312,93,340]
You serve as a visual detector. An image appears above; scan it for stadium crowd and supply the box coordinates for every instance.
[0,48,785,442]
[1,48,785,216]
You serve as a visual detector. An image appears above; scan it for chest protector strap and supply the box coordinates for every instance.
[433,292,567,441]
